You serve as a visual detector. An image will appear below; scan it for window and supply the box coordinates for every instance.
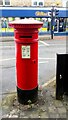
[0,0,10,6]
[39,2,43,6]
[38,0,44,6]
[0,0,3,5]
[32,0,37,6]
[34,1,37,6]
[32,0,44,6]
[4,0,10,5]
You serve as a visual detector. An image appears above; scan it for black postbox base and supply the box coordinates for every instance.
[17,86,38,105]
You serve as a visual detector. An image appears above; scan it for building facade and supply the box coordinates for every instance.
[0,0,62,7]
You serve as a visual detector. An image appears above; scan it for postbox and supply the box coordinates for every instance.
[9,19,43,104]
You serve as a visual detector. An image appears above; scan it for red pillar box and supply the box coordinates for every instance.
[9,19,43,104]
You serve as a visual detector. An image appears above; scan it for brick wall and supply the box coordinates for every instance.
[11,0,32,6]
[44,0,62,6]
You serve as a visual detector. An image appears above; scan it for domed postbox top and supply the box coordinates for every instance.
[9,19,43,29]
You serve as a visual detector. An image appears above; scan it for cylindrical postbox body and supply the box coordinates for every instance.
[9,19,43,104]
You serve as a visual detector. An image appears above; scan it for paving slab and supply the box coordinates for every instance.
[1,80,68,119]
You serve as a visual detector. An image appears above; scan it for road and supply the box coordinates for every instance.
[0,39,66,95]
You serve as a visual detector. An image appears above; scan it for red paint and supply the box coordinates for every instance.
[9,19,43,90]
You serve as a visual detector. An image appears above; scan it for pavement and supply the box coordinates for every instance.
[1,78,68,119]
[0,35,68,119]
